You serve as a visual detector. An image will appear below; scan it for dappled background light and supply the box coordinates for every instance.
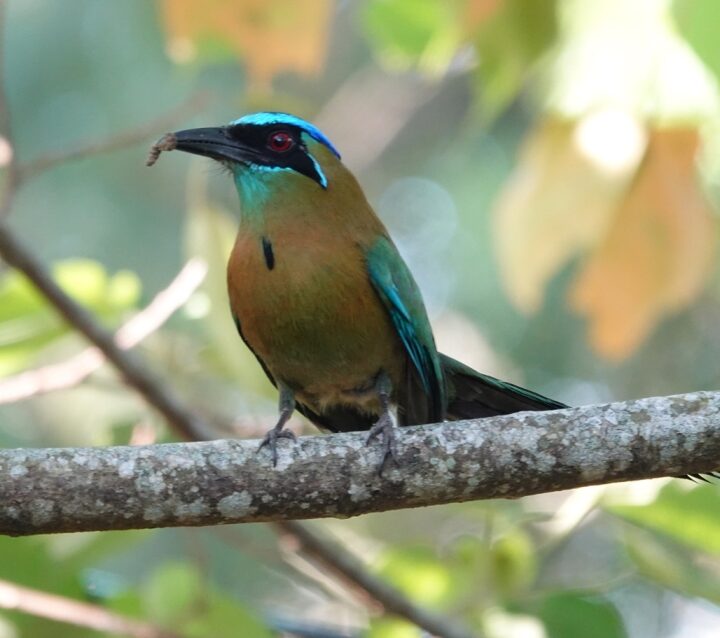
[1,0,720,637]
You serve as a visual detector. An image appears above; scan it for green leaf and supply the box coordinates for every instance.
[0,533,144,638]
[377,545,453,606]
[0,260,141,376]
[143,562,203,626]
[185,594,271,638]
[446,527,537,602]
[116,560,272,638]
[673,0,720,84]
[533,593,626,638]
[472,0,558,118]
[607,482,720,555]
[361,0,462,75]
[106,270,143,309]
[107,589,146,620]
[489,529,537,597]
[367,617,421,638]
[624,526,720,605]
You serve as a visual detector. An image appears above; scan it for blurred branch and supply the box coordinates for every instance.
[0,258,207,404]
[0,224,210,440]
[0,577,180,638]
[17,92,209,181]
[275,521,473,638]
[2,391,719,536]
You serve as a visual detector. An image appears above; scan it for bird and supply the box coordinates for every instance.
[149,112,566,470]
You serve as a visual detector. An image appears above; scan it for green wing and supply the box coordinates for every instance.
[366,236,446,423]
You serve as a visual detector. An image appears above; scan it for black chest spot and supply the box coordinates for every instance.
[262,237,275,270]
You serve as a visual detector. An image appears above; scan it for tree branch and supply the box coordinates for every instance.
[17,93,208,181]
[0,258,206,404]
[0,224,208,441]
[2,391,718,537]
[274,521,472,638]
[0,577,180,638]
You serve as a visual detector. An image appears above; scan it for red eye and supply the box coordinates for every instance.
[268,131,294,152]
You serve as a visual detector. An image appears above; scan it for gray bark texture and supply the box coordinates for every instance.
[2,391,719,536]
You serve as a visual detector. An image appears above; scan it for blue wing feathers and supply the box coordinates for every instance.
[366,237,445,418]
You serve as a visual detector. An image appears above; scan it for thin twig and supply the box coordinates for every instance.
[0,258,207,404]
[17,93,208,181]
[0,577,180,638]
[276,521,474,638]
[0,224,207,440]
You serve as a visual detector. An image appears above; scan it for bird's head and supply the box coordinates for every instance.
[170,112,341,208]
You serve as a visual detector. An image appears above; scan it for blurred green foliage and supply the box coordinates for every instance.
[0,261,140,375]
[110,562,272,637]
[674,0,720,82]
[532,593,625,638]
[609,483,720,555]
[1,0,720,637]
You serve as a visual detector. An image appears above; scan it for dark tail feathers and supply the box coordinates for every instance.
[441,354,566,420]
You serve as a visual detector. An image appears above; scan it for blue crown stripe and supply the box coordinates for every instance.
[230,112,341,159]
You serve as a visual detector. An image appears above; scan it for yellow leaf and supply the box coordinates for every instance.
[160,0,333,91]
[570,128,716,360]
[493,115,643,313]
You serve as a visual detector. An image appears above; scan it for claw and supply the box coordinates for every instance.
[684,472,720,483]
[366,408,399,476]
[257,382,296,467]
[258,427,297,466]
[364,371,400,476]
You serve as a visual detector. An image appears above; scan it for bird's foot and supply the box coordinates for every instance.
[366,408,399,476]
[257,426,296,466]
[258,383,296,466]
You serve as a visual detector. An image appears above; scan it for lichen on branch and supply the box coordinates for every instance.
[2,391,719,537]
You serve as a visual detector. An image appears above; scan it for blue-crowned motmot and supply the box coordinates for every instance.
[148,112,566,469]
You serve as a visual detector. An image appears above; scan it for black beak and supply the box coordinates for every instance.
[172,127,254,164]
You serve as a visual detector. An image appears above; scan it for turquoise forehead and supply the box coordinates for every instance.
[230,112,341,159]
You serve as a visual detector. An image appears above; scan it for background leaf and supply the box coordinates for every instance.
[607,482,720,555]
[570,128,715,360]
[673,0,720,85]
[493,116,639,313]
[159,0,333,91]
[531,593,626,638]
[0,260,140,376]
